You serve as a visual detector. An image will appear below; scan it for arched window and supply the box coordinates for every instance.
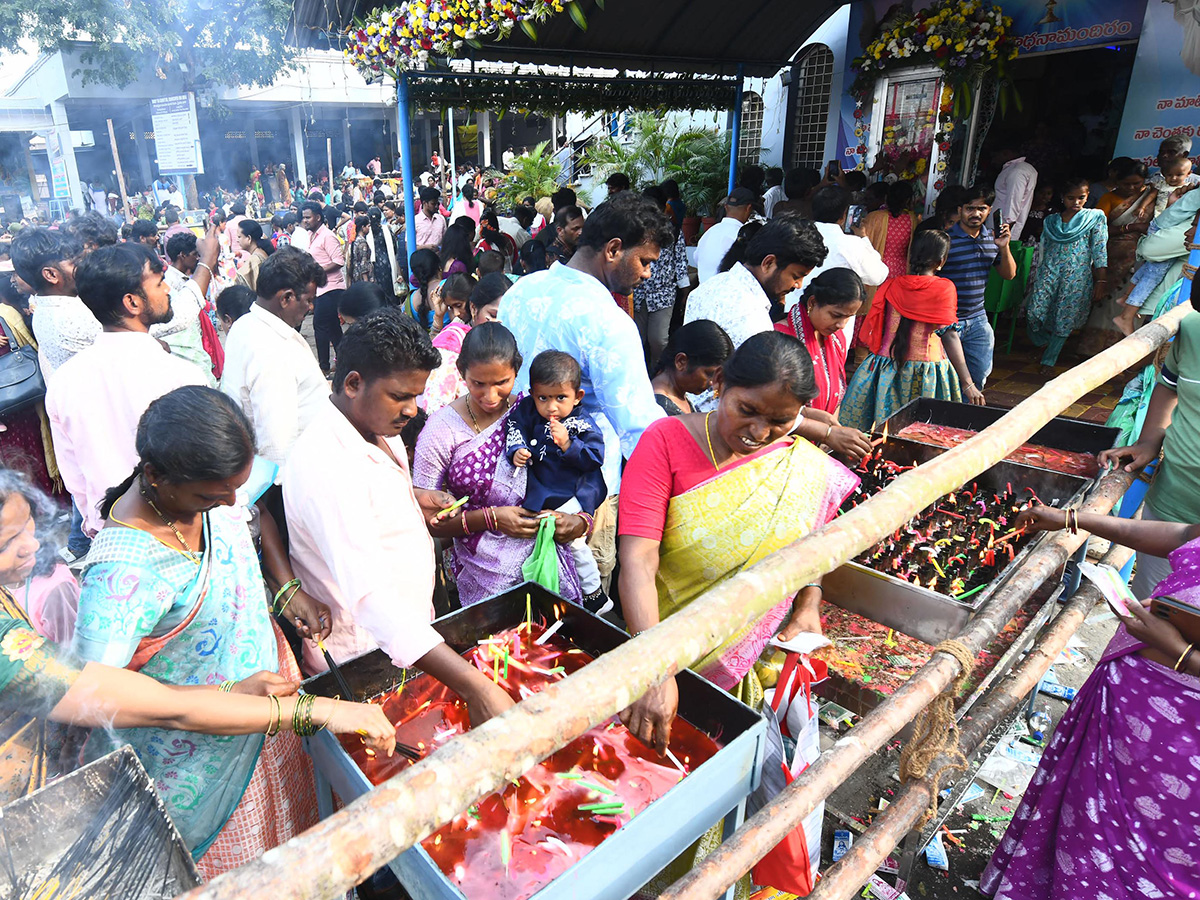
[739,91,764,163]
[789,44,834,170]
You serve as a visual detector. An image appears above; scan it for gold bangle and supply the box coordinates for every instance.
[265,694,280,735]
[218,680,237,693]
[1174,643,1195,672]
[823,423,833,443]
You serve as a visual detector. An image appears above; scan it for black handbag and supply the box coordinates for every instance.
[0,317,46,416]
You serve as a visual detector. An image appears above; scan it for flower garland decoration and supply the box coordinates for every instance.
[345,0,591,76]
[850,0,1018,112]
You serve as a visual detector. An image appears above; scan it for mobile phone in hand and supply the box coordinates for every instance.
[846,205,865,233]
[1150,595,1200,645]
[992,207,1004,233]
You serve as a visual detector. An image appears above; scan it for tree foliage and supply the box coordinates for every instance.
[0,0,296,89]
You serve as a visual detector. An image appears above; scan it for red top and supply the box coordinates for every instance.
[618,416,787,542]
[774,304,848,415]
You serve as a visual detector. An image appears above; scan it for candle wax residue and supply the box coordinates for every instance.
[338,622,721,900]
[896,422,1100,478]
[840,449,1038,598]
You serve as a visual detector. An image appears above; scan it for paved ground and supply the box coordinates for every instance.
[985,330,1134,424]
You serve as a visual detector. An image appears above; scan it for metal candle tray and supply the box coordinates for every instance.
[823,438,1090,645]
[881,398,1120,457]
[301,582,766,900]
[0,746,200,898]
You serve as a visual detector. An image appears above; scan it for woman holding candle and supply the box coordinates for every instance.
[841,230,985,433]
[1100,273,1200,597]
[414,322,586,606]
[982,507,1200,900]
[617,331,859,742]
[69,386,331,878]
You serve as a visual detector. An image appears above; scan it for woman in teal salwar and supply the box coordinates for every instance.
[70,387,326,879]
[1026,177,1109,368]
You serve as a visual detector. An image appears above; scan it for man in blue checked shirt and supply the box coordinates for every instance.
[939,185,1017,388]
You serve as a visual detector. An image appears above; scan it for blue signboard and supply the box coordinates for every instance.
[1114,0,1200,164]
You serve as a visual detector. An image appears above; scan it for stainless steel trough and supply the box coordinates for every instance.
[881,398,1120,462]
[824,438,1090,645]
[301,582,767,900]
[0,746,200,898]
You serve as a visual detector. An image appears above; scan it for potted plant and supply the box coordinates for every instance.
[667,130,733,243]
[495,141,562,208]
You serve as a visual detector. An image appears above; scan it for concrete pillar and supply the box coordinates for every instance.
[289,106,308,188]
[342,116,352,169]
[133,117,153,190]
[49,101,85,211]
[476,111,492,168]
[247,117,260,171]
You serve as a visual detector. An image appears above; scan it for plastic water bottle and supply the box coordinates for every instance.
[1028,709,1052,742]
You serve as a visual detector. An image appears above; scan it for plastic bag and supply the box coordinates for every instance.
[521,514,560,594]
[749,652,828,895]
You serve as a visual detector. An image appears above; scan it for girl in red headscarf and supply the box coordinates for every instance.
[840,230,984,433]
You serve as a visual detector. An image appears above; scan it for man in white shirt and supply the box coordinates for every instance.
[498,205,534,250]
[992,147,1039,241]
[46,243,206,537]
[786,184,890,313]
[284,310,514,725]
[695,187,755,282]
[762,168,786,218]
[156,230,218,384]
[220,247,331,467]
[686,215,827,352]
[10,227,97,380]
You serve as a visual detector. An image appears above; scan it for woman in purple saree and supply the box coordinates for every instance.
[414,322,583,606]
[982,506,1200,900]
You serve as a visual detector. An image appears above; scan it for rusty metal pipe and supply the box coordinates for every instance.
[808,542,1134,900]
[658,472,1131,900]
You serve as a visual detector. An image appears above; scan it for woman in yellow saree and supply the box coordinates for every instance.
[617,330,858,747]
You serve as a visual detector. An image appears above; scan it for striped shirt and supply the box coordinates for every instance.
[941,222,999,319]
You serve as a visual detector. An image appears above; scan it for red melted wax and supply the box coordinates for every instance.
[339,623,721,900]
[897,422,1100,478]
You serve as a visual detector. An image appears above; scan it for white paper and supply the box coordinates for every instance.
[769,633,832,655]
[1078,561,1136,617]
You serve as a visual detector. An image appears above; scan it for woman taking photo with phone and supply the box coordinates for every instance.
[982,507,1200,900]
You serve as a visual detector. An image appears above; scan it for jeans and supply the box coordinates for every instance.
[68,501,92,559]
[958,312,995,388]
[313,289,345,372]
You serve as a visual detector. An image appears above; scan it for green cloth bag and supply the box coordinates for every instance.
[521,515,560,594]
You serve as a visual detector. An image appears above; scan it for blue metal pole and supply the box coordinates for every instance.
[728,63,745,195]
[398,72,417,275]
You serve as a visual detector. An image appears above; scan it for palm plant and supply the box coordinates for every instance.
[666,130,734,218]
[580,112,712,189]
[496,142,562,207]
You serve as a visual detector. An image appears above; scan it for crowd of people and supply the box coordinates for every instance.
[0,126,1199,900]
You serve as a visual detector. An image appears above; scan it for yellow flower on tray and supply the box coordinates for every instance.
[1,626,43,663]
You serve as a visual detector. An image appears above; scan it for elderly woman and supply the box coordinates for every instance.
[0,465,394,812]
[69,386,331,878]
[617,331,859,743]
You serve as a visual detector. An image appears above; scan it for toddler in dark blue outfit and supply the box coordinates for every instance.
[506,350,609,611]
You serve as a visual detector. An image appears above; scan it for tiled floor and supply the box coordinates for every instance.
[981,331,1134,424]
[848,328,1137,425]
